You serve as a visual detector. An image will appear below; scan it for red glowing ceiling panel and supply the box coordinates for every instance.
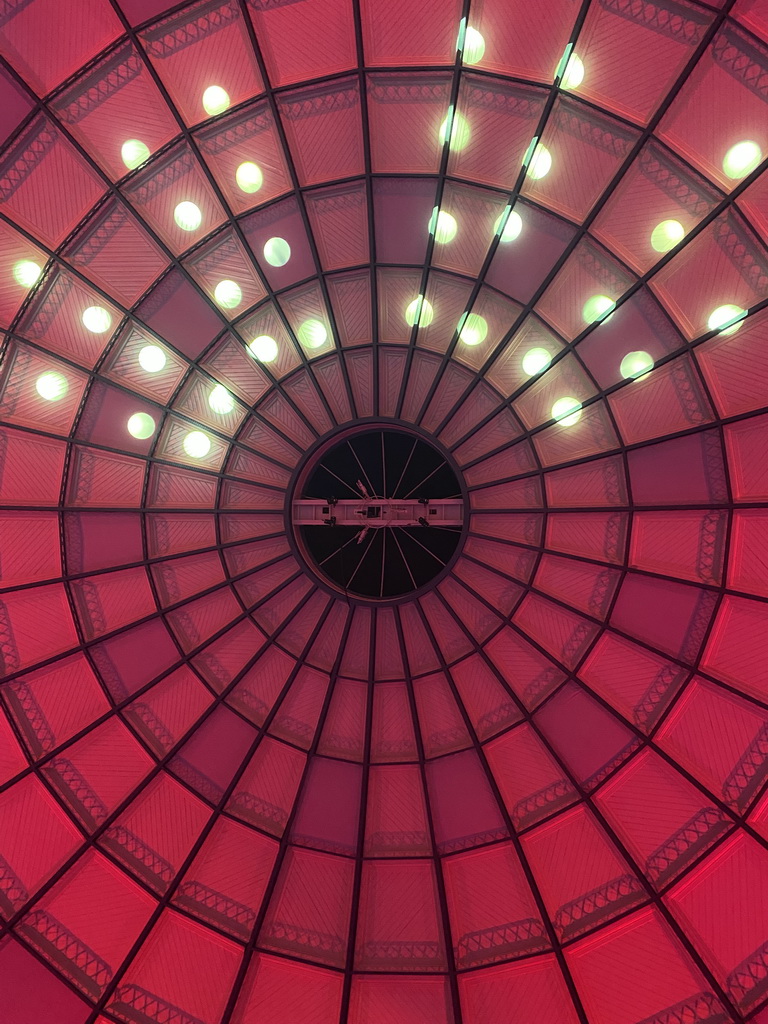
[0,0,766,1022]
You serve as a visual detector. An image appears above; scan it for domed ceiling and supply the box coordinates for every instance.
[0,0,767,1022]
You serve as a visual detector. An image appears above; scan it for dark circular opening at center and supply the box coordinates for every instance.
[294,428,465,600]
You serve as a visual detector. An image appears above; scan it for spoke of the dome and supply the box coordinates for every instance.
[454,537,768,720]
[0,62,328,453]
[426,0,745,444]
[398,606,591,1024]
[110,0,352,427]
[72,596,340,1024]
[392,0,474,423]
[220,605,357,1024]
[231,0,358,419]
[0,584,328,967]
[0,573,314,808]
[351,0,380,414]
[420,597,756,1020]
[391,437,418,499]
[337,612,376,1024]
[379,530,387,598]
[394,610,466,1024]
[345,527,379,591]
[390,528,418,592]
[433,569,768,839]
[0,550,303,695]
[347,438,378,498]
[404,0,594,427]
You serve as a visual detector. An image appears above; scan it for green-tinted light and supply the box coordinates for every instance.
[405,296,434,328]
[13,260,42,288]
[138,345,167,373]
[214,280,242,309]
[298,319,328,350]
[236,161,263,194]
[620,351,654,380]
[439,109,471,152]
[708,304,747,336]
[183,430,211,458]
[202,85,230,117]
[552,396,582,426]
[459,313,488,346]
[82,306,111,334]
[650,219,685,253]
[208,384,235,415]
[431,209,458,244]
[249,335,278,362]
[36,371,68,401]
[121,139,150,170]
[127,413,155,439]
[174,201,202,232]
[494,209,522,242]
[522,347,552,377]
[583,294,615,323]
[264,237,291,267]
[723,141,762,180]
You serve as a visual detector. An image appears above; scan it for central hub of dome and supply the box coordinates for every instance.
[289,424,467,601]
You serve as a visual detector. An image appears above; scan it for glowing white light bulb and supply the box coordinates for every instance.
[236,161,263,194]
[651,219,685,253]
[708,304,747,336]
[263,237,291,267]
[214,280,242,309]
[561,53,584,89]
[202,85,230,117]
[527,143,552,180]
[620,350,654,380]
[583,294,615,323]
[127,412,155,439]
[462,26,485,64]
[82,306,111,334]
[138,345,167,373]
[249,335,278,362]
[552,396,582,425]
[459,313,488,346]
[13,260,42,287]
[208,384,234,414]
[522,347,552,376]
[431,209,458,244]
[121,139,150,170]
[439,109,471,152]
[183,430,211,458]
[494,209,522,242]
[174,201,202,232]
[405,296,434,328]
[298,319,328,350]
[35,371,68,401]
[723,141,762,180]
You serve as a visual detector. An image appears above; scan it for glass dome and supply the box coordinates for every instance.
[0,2,766,1024]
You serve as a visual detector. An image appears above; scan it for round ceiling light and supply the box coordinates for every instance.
[174,201,202,232]
[236,161,263,193]
[214,280,243,309]
[249,335,278,362]
[263,237,291,267]
[183,430,212,458]
[127,412,156,439]
[405,296,434,328]
[202,85,230,116]
[138,345,167,373]
[82,306,111,333]
[121,139,150,170]
[35,371,68,401]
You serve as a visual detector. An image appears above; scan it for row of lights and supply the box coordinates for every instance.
[432,208,692,255]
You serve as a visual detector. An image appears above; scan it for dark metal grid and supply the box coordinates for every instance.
[0,0,765,1019]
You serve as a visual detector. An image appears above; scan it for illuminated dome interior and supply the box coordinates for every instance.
[0,1,767,1023]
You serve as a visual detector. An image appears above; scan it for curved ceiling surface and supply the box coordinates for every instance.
[0,0,768,1022]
